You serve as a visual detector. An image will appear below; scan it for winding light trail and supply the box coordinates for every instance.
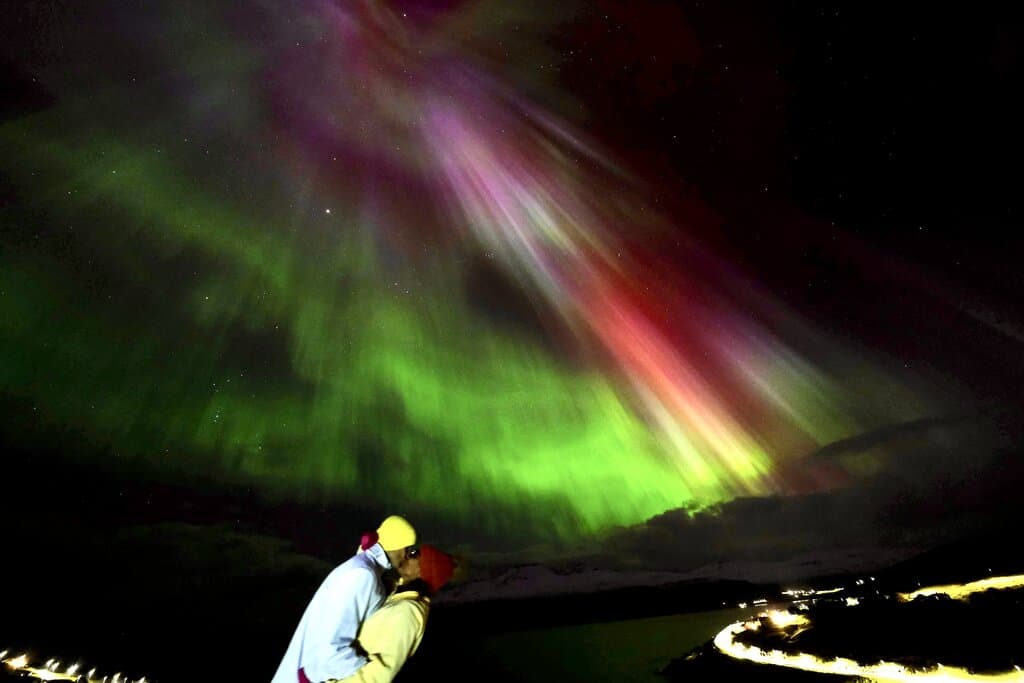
[898,574,1024,602]
[713,575,1024,682]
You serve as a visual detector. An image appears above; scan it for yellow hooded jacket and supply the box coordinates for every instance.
[331,590,430,683]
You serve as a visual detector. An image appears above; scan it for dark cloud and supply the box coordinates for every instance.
[112,521,330,581]
[593,406,1024,572]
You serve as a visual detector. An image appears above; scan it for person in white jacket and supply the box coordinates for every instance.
[271,515,418,683]
[337,543,456,683]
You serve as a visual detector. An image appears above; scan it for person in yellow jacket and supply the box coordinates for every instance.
[333,544,456,683]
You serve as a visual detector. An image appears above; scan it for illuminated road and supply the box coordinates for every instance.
[898,575,1024,602]
[713,574,1024,682]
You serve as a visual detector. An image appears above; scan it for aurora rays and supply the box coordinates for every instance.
[1,129,696,537]
[0,0,958,544]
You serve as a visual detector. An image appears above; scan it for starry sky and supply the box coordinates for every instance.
[1,0,1022,562]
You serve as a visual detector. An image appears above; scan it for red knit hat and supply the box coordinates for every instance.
[418,544,454,593]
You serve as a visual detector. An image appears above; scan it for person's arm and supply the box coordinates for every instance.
[303,567,379,681]
[350,600,428,683]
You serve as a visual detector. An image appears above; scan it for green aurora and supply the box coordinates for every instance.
[0,119,712,538]
[0,1,959,545]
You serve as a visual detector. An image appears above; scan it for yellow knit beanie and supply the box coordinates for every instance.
[376,515,416,551]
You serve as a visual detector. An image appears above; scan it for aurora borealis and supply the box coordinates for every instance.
[0,0,1015,548]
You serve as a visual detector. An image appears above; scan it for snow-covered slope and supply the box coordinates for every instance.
[437,546,921,603]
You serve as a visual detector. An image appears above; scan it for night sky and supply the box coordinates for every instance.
[2,0,1023,582]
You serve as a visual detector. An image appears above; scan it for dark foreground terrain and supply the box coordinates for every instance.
[3,439,1023,682]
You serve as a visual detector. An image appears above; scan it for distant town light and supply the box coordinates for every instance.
[1,646,150,682]
[766,610,809,629]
